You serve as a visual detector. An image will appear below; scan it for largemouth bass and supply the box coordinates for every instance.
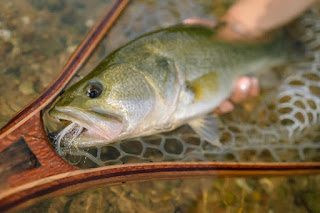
[49,25,295,148]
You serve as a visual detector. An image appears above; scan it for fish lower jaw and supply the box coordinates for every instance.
[52,115,111,143]
[51,106,125,141]
[79,130,110,143]
[73,123,111,141]
[50,108,115,140]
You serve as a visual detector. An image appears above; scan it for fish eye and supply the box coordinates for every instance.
[85,82,103,98]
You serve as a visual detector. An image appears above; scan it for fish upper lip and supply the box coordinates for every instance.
[51,106,123,140]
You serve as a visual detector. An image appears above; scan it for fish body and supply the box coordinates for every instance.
[49,25,292,148]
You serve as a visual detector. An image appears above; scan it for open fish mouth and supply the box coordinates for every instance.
[49,106,124,152]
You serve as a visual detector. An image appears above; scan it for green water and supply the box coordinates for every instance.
[1,0,320,212]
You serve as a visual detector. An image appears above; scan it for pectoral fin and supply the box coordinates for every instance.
[188,114,221,147]
[189,72,220,101]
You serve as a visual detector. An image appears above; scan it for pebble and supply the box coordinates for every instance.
[0,29,12,41]
[85,19,94,28]
[259,178,274,194]
[67,45,77,53]
[236,178,253,193]
[21,16,31,25]
[19,81,35,95]
[31,63,40,71]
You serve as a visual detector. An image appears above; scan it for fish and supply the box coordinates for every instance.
[48,24,296,149]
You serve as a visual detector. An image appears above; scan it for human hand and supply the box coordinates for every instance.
[218,0,317,40]
[183,0,318,114]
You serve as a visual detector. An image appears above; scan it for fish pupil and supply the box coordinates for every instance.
[86,83,102,98]
[88,90,99,98]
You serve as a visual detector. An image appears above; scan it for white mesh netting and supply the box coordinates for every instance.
[49,9,320,168]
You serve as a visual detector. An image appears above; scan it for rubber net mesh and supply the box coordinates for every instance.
[47,9,320,168]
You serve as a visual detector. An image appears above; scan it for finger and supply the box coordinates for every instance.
[218,0,316,40]
[183,17,217,28]
[230,76,260,103]
[248,77,260,97]
[230,76,251,103]
[214,100,234,114]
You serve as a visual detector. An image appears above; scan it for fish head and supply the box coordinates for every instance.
[49,63,154,147]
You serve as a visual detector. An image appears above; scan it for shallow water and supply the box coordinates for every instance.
[19,175,320,213]
[1,0,320,212]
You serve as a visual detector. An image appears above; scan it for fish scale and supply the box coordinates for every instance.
[49,25,296,148]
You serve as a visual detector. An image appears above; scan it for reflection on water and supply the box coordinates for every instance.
[1,0,320,212]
